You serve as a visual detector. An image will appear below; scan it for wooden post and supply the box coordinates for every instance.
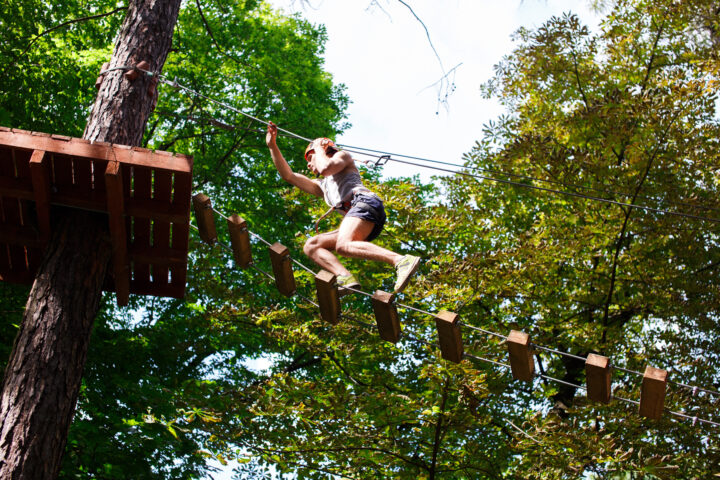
[434,310,463,363]
[192,193,217,244]
[268,242,295,296]
[227,214,252,268]
[507,330,534,382]
[371,290,401,343]
[104,161,130,306]
[585,353,611,404]
[639,366,668,420]
[315,270,340,325]
[28,150,51,241]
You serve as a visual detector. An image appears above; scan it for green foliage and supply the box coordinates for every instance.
[464,0,720,477]
[0,0,122,134]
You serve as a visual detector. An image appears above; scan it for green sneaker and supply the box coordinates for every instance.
[394,255,421,293]
[337,273,360,297]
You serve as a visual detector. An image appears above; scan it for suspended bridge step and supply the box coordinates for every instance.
[0,127,193,306]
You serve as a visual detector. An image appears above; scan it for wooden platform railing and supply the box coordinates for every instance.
[0,127,193,305]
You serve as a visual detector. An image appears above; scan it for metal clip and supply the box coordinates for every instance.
[374,154,390,166]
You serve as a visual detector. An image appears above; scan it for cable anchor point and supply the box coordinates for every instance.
[124,60,151,81]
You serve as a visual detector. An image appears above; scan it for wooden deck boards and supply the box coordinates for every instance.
[0,127,193,303]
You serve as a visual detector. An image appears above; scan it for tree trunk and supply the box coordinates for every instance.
[0,0,181,477]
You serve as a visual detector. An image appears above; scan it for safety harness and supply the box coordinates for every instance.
[313,191,382,235]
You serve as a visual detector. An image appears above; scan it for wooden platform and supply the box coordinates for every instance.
[0,127,193,305]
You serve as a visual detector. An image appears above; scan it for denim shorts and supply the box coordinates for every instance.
[345,193,386,241]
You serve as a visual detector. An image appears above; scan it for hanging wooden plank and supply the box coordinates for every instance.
[0,150,27,274]
[51,153,73,195]
[434,310,463,363]
[585,353,611,404]
[1,200,27,274]
[104,161,130,306]
[371,290,401,343]
[639,366,668,420]
[315,270,340,325]
[74,152,92,194]
[268,242,296,296]
[29,150,51,240]
[507,330,534,382]
[227,214,252,268]
[192,193,217,244]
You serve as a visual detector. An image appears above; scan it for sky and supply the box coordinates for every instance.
[207,1,601,478]
[267,0,601,182]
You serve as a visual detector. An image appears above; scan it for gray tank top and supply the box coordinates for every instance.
[319,169,368,208]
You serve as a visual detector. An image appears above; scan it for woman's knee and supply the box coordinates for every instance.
[335,240,352,257]
[303,237,317,257]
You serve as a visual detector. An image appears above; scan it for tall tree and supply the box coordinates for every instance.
[0,0,181,477]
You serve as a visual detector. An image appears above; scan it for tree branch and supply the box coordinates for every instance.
[428,377,450,480]
[600,107,685,341]
[194,0,280,89]
[392,0,457,111]
[20,7,128,60]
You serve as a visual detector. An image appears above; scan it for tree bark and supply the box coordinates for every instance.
[0,0,181,478]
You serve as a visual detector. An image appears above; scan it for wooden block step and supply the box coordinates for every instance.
[268,242,296,297]
[639,366,668,420]
[507,330,534,382]
[227,214,252,268]
[315,270,340,325]
[371,290,401,343]
[435,310,463,363]
[192,193,217,245]
[585,353,611,404]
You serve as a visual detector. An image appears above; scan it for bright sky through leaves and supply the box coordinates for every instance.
[266,0,600,182]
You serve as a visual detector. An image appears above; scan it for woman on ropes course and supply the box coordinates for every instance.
[266,122,421,295]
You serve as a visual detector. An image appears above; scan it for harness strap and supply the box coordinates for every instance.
[314,205,336,235]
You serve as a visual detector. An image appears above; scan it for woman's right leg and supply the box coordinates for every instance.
[303,230,352,276]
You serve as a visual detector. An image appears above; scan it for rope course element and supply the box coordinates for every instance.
[101,62,720,225]
[95,62,720,425]
[190,193,720,430]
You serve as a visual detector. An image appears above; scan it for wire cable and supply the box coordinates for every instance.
[386,157,720,224]
[193,208,720,429]
[151,72,312,143]
[460,322,508,341]
[207,204,720,400]
[126,65,720,224]
[338,143,720,217]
